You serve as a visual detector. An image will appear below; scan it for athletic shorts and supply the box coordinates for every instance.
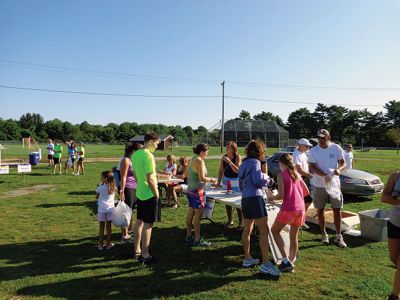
[241,196,267,219]
[137,197,160,223]
[276,210,306,227]
[186,189,206,209]
[70,157,76,163]
[98,212,113,222]
[124,188,136,209]
[313,187,343,209]
[47,154,54,160]
[302,177,313,204]
[78,157,84,162]
[54,157,62,164]
[388,221,400,239]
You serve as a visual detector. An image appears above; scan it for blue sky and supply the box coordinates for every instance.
[1,0,399,129]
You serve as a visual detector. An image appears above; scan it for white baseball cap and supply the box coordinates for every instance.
[297,138,313,147]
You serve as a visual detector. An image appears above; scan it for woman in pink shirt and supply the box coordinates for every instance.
[268,153,309,273]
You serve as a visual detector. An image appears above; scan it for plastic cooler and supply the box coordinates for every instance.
[358,209,391,242]
[29,152,40,165]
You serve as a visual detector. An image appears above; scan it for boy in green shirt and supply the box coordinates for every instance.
[52,140,63,174]
[132,132,160,264]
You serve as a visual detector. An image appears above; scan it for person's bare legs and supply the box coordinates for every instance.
[225,205,233,226]
[332,208,342,234]
[317,208,327,235]
[288,225,300,262]
[140,222,153,258]
[106,221,112,246]
[271,221,288,259]
[134,219,144,254]
[254,216,270,264]
[242,218,255,259]
[99,221,105,246]
[193,207,205,241]
[186,207,195,237]
[236,208,244,228]
[388,238,400,297]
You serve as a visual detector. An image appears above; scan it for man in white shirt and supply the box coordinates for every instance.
[308,129,347,248]
[292,138,314,214]
[46,139,54,167]
[344,144,354,170]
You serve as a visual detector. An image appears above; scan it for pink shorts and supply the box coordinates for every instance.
[276,210,306,227]
[98,212,113,222]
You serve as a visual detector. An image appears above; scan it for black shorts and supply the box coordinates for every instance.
[241,196,267,219]
[388,221,400,239]
[302,177,313,204]
[70,157,76,163]
[124,188,137,209]
[48,154,54,160]
[137,197,160,223]
[78,157,84,162]
[54,157,62,164]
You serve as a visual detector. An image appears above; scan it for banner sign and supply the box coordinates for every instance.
[18,164,32,173]
[0,165,9,174]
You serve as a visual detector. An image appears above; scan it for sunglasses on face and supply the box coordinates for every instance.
[318,136,327,140]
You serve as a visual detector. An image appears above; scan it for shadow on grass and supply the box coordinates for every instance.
[343,194,374,203]
[0,226,262,299]
[36,200,98,215]
[68,191,96,196]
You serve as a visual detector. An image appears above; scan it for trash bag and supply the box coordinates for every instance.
[325,171,341,199]
[112,201,132,228]
[67,157,73,167]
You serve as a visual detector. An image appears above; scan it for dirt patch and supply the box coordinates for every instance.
[2,184,55,198]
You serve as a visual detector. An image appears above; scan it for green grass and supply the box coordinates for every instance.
[0,151,398,299]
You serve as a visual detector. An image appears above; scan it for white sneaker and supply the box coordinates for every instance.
[321,234,329,244]
[334,235,347,248]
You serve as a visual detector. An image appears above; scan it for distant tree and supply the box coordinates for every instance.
[253,111,285,127]
[237,110,251,120]
[286,108,314,138]
[387,128,400,154]
[384,100,400,127]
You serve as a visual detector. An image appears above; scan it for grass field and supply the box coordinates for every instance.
[0,146,398,299]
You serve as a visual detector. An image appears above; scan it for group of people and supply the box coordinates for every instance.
[46,139,85,175]
[93,129,400,297]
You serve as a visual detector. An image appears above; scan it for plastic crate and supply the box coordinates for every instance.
[358,209,391,242]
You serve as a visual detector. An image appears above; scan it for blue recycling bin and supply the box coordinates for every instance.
[29,152,40,165]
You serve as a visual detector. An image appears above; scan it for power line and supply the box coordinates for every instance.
[0,59,219,84]
[2,58,400,91]
[0,84,385,107]
[0,85,219,98]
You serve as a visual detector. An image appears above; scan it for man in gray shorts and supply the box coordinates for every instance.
[308,129,347,248]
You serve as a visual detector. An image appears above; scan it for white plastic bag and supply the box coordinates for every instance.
[112,201,132,228]
[325,171,341,199]
[67,157,72,167]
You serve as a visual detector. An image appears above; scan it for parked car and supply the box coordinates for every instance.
[266,152,384,196]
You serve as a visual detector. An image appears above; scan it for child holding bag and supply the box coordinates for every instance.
[268,153,309,273]
[96,171,117,251]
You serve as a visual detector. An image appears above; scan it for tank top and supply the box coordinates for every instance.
[223,154,238,179]
[121,157,136,189]
[281,169,305,212]
[177,166,188,184]
[390,174,400,226]
[187,157,206,190]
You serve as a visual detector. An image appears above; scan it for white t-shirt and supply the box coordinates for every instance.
[308,143,345,188]
[47,143,54,155]
[292,149,309,174]
[96,184,115,213]
[344,151,353,169]
[165,163,177,173]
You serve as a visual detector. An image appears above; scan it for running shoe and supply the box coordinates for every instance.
[192,238,211,247]
[321,233,330,244]
[279,259,294,272]
[242,257,260,268]
[334,235,347,248]
[259,262,281,277]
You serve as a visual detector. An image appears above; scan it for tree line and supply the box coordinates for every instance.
[1,100,399,147]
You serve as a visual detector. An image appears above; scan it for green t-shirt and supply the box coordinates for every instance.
[54,144,63,158]
[132,148,157,201]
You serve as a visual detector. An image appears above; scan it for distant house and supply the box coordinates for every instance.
[130,135,174,151]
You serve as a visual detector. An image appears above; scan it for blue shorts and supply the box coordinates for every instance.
[186,189,206,209]
[241,196,267,219]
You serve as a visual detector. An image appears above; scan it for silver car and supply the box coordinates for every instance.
[266,152,384,196]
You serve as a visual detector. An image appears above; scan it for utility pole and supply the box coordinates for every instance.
[220,81,225,153]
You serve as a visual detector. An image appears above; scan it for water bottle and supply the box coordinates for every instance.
[226,180,232,191]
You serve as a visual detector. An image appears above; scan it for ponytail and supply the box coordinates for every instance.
[101,170,117,194]
[279,153,298,181]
